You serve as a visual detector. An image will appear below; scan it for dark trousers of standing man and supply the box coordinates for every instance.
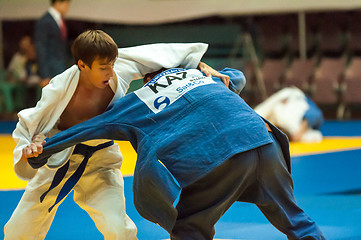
[171,133,325,240]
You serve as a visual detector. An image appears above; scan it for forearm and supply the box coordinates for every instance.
[115,43,208,82]
[27,110,123,169]
[12,126,40,180]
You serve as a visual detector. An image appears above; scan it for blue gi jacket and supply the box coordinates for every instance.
[29,68,290,232]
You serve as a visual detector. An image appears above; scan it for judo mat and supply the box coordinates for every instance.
[1,120,361,240]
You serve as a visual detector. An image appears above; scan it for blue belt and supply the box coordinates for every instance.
[40,140,114,212]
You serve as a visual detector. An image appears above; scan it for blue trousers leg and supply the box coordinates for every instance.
[254,133,325,240]
[171,133,325,240]
[171,148,259,240]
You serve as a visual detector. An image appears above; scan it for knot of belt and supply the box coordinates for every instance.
[40,141,114,212]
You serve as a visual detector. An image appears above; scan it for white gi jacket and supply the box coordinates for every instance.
[12,43,208,180]
[254,87,309,136]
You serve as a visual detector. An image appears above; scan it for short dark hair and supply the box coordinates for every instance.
[71,30,118,68]
[143,68,167,85]
[51,0,70,4]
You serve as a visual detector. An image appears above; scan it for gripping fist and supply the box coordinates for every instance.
[22,133,46,162]
[197,62,230,87]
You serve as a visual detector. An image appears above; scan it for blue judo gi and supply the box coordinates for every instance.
[304,96,324,130]
[29,68,325,240]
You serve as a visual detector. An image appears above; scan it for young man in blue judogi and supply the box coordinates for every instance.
[29,66,325,240]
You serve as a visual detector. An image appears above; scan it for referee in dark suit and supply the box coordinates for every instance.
[34,0,71,87]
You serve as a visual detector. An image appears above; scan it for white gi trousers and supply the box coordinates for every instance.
[4,143,137,240]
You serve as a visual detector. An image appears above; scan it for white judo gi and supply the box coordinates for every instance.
[4,43,208,240]
[255,87,323,142]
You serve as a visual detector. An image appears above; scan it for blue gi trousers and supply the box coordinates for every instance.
[171,133,325,240]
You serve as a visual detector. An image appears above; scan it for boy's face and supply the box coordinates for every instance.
[80,57,115,89]
[54,1,71,16]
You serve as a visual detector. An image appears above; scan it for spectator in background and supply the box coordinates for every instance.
[255,86,324,142]
[34,0,71,87]
[7,36,37,84]
[6,36,41,111]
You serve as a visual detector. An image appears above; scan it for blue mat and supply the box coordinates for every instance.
[2,177,361,240]
[0,179,169,240]
[215,194,361,240]
[0,121,16,134]
[321,120,361,136]
[291,149,361,196]
[1,120,361,239]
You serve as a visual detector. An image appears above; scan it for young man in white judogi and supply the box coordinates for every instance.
[4,30,226,240]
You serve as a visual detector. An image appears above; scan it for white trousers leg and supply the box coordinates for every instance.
[74,167,137,240]
[4,167,64,240]
[4,143,137,240]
